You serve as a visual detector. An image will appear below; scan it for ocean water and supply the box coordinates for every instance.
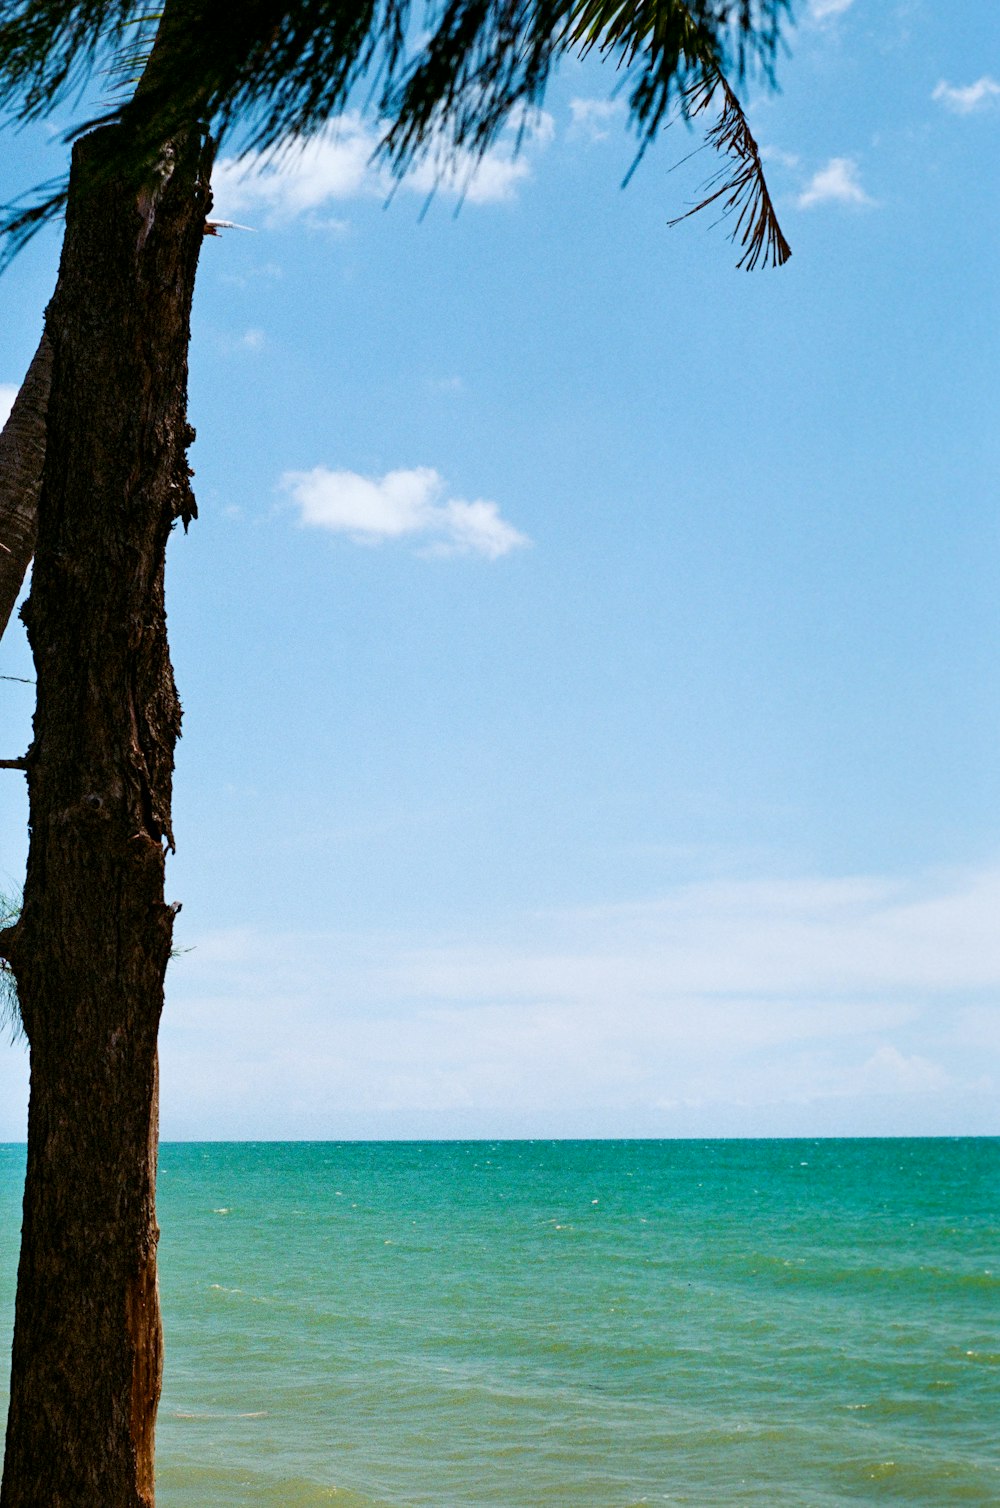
[1,1140,998,1504]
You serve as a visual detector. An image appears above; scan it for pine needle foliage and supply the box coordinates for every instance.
[0,0,793,259]
[0,889,23,1042]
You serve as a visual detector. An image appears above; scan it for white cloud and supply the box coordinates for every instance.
[0,384,17,427]
[282,465,529,559]
[238,328,266,352]
[932,77,1000,116]
[403,144,531,205]
[809,0,856,18]
[568,98,624,143]
[144,865,1000,1139]
[797,156,874,209]
[213,116,379,222]
[213,109,552,225]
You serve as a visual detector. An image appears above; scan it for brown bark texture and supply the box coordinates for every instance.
[0,331,52,643]
[0,120,211,1507]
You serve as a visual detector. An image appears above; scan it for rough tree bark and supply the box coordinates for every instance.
[0,116,211,1506]
[0,0,195,650]
[0,331,51,640]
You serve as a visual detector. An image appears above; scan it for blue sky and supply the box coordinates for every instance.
[1,0,999,1137]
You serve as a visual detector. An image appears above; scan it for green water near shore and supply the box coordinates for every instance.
[2,1139,998,1503]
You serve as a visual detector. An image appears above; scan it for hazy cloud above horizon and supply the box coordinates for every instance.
[0,385,16,427]
[136,864,1000,1139]
[283,465,530,559]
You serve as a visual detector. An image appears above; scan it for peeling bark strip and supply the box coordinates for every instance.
[125,1059,164,1508]
[0,331,52,641]
[0,123,211,1508]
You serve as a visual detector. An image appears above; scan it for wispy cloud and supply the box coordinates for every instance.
[211,327,268,358]
[797,156,874,209]
[426,375,464,395]
[153,866,1000,1138]
[932,76,1000,115]
[761,146,800,170]
[217,260,284,290]
[213,109,552,225]
[809,0,856,19]
[0,384,17,427]
[282,465,530,559]
[568,98,624,143]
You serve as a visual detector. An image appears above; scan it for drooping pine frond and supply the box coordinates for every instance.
[0,0,793,265]
[667,71,790,268]
[565,0,786,135]
[377,0,790,195]
[558,0,791,266]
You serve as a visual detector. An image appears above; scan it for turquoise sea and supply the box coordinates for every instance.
[1,1139,998,1504]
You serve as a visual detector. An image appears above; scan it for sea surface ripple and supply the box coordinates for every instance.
[1,1138,998,1504]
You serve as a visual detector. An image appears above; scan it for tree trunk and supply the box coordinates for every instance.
[0,119,211,1507]
[0,0,202,656]
[0,331,52,642]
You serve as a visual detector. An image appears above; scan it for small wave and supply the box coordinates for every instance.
[170,1410,269,1420]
